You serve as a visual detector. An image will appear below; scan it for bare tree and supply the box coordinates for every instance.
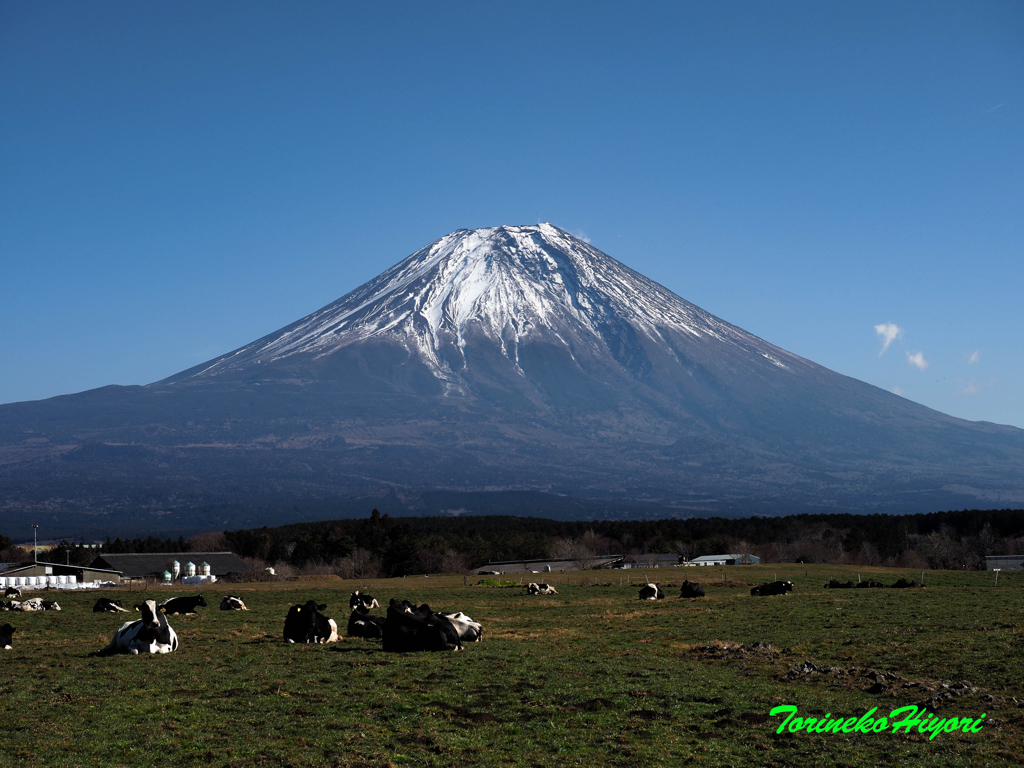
[334,548,380,579]
[672,541,693,563]
[187,531,228,551]
[550,537,600,570]
[438,548,471,574]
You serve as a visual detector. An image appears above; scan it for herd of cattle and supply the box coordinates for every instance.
[0,576,803,656]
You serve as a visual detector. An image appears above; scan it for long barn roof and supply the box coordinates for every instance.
[89,552,252,578]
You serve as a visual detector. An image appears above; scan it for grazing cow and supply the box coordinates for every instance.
[638,583,665,600]
[437,611,483,643]
[220,596,248,611]
[348,591,380,611]
[381,599,462,652]
[679,580,706,598]
[750,581,794,597]
[347,606,385,639]
[96,600,179,656]
[16,597,60,612]
[4,586,21,598]
[0,623,14,649]
[283,600,339,644]
[158,594,208,615]
[94,598,129,613]
[526,582,558,595]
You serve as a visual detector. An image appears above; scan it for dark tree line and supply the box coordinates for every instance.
[5,508,1022,577]
[221,508,1024,576]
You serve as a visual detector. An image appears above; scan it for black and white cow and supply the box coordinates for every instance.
[96,600,179,656]
[157,594,208,615]
[347,606,385,639]
[750,580,794,597]
[526,582,558,595]
[4,586,22,598]
[349,591,380,611]
[638,583,665,600]
[16,597,61,612]
[381,599,461,652]
[0,623,14,650]
[220,595,248,611]
[283,600,339,644]
[0,601,15,611]
[679,580,706,598]
[437,611,483,643]
[93,597,129,613]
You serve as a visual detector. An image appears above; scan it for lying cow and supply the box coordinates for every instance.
[526,582,558,595]
[382,599,461,652]
[349,591,380,611]
[283,600,339,644]
[856,579,886,589]
[825,579,854,589]
[4,587,21,598]
[0,623,14,650]
[438,611,482,643]
[679,580,705,598]
[638,583,665,600]
[96,599,179,656]
[94,597,129,613]
[0,601,17,612]
[220,595,248,611]
[891,578,921,589]
[16,598,61,612]
[751,581,794,597]
[347,606,385,639]
[158,594,208,615]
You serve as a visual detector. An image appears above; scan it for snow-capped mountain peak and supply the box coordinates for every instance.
[183,224,801,383]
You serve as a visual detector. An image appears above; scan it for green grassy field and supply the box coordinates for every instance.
[1,563,1021,767]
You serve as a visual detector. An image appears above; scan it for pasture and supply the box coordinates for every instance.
[1,563,1021,767]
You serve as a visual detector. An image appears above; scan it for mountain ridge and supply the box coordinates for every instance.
[2,224,1022,538]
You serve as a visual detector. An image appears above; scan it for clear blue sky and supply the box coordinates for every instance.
[2,2,1021,427]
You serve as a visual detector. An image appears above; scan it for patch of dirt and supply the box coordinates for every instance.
[693,641,784,659]
[424,700,500,725]
[693,642,1008,711]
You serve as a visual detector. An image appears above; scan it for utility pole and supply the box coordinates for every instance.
[32,524,39,563]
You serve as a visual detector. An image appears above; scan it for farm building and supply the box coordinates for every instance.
[477,555,624,574]
[0,560,122,584]
[618,554,683,568]
[985,555,1024,571]
[90,552,252,581]
[687,553,760,566]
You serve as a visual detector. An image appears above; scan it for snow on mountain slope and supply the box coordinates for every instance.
[176,224,806,386]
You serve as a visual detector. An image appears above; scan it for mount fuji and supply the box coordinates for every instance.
[2,224,1022,537]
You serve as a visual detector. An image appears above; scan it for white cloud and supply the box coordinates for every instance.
[572,230,592,244]
[964,350,981,365]
[958,380,979,396]
[906,351,928,370]
[874,323,903,355]
[892,386,905,396]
